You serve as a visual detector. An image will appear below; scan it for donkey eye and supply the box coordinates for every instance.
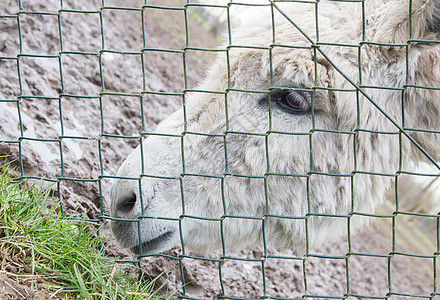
[276,91,310,114]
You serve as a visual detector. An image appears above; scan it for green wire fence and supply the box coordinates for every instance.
[0,0,439,299]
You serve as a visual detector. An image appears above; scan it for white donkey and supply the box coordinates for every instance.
[110,0,440,255]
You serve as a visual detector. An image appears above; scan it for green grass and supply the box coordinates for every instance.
[0,161,168,299]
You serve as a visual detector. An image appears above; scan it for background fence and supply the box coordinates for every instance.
[0,0,439,299]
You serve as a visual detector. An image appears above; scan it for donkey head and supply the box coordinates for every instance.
[110,0,440,255]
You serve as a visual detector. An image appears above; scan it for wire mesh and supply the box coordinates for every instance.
[0,0,439,299]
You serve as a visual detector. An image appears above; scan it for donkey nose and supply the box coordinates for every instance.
[110,178,139,218]
[116,191,137,214]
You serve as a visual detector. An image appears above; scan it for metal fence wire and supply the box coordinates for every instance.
[0,0,439,299]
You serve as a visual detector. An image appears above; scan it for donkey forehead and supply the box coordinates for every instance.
[228,47,320,90]
[225,14,340,92]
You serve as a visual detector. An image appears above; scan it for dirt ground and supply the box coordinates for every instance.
[0,0,437,299]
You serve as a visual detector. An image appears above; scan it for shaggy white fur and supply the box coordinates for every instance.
[110,0,440,255]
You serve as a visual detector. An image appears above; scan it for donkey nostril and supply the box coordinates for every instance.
[118,192,137,213]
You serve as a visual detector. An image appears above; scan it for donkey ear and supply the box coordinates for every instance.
[368,0,440,44]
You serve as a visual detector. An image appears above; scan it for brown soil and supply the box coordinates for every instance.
[0,0,435,299]
[0,271,76,300]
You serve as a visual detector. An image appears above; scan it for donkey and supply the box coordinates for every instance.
[110,0,440,255]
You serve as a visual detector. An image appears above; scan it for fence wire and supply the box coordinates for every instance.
[0,0,439,299]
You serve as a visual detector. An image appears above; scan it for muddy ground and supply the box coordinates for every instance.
[0,0,437,299]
